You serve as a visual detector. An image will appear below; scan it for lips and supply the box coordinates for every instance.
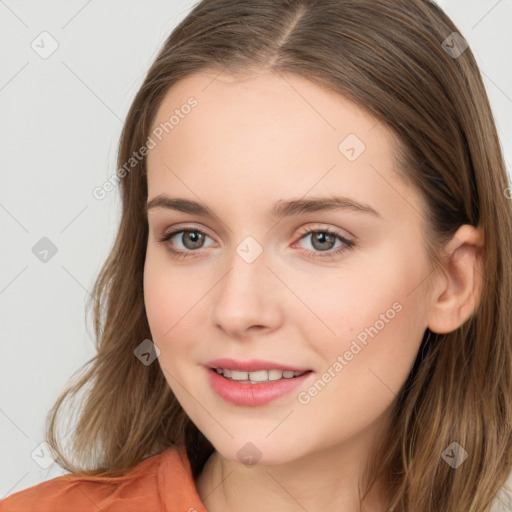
[205,357,311,373]
[205,365,314,406]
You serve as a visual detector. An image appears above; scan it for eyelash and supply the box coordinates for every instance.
[157,224,355,261]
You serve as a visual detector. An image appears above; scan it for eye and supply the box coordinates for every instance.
[294,226,355,260]
[157,224,355,261]
[158,226,215,260]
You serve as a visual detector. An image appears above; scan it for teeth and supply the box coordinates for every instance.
[231,370,249,380]
[215,368,307,383]
[268,369,283,381]
[246,370,269,382]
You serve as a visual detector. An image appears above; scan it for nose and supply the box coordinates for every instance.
[211,246,283,340]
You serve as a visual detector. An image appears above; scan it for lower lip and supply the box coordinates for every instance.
[206,367,313,406]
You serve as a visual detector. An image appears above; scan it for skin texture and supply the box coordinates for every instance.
[143,69,484,512]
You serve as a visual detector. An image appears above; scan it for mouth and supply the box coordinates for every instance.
[210,367,312,384]
[204,358,314,405]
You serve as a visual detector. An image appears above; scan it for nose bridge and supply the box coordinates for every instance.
[211,234,281,334]
[222,234,269,300]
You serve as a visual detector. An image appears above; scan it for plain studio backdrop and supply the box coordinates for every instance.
[1,0,511,499]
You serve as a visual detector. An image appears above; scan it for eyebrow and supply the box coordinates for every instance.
[146,194,381,220]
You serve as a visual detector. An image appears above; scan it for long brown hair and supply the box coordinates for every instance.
[46,1,512,510]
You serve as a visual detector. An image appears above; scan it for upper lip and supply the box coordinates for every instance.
[205,358,311,373]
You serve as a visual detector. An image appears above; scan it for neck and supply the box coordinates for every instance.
[194,421,392,512]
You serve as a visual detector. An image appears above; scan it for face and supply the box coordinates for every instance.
[143,69,435,467]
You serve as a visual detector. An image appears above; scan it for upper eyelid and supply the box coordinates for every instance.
[160,223,216,241]
[159,221,349,234]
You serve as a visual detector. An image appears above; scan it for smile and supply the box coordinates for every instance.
[214,368,308,383]
[206,367,314,406]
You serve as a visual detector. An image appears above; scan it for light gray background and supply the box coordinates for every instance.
[1,0,511,498]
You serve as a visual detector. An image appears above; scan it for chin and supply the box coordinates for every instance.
[212,437,305,468]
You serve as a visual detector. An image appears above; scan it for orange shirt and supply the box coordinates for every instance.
[0,445,209,511]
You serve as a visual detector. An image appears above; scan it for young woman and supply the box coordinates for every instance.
[2,0,511,511]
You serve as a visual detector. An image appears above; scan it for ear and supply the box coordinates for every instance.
[427,224,485,334]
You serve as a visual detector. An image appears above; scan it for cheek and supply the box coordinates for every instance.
[143,251,217,370]
[292,260,409,347]
[143,254,204,400]
[143,253,193,345]
[143,257,172,339]
[294,289,425,448]
[302,245,428,389]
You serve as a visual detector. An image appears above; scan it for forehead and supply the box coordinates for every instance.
[146,70,423,224]
[150,69,382,143]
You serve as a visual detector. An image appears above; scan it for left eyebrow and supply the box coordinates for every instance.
[145,194,382,220]
[270,196,381,219]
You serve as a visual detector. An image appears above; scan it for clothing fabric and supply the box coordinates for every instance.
[2,445,511,511]
[0,445,208,512]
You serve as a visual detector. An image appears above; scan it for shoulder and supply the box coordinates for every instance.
[0,445,207,512]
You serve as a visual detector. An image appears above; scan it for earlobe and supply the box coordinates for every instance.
[427,224,485,334]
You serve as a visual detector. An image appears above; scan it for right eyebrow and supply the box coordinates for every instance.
[145,196,223,222]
